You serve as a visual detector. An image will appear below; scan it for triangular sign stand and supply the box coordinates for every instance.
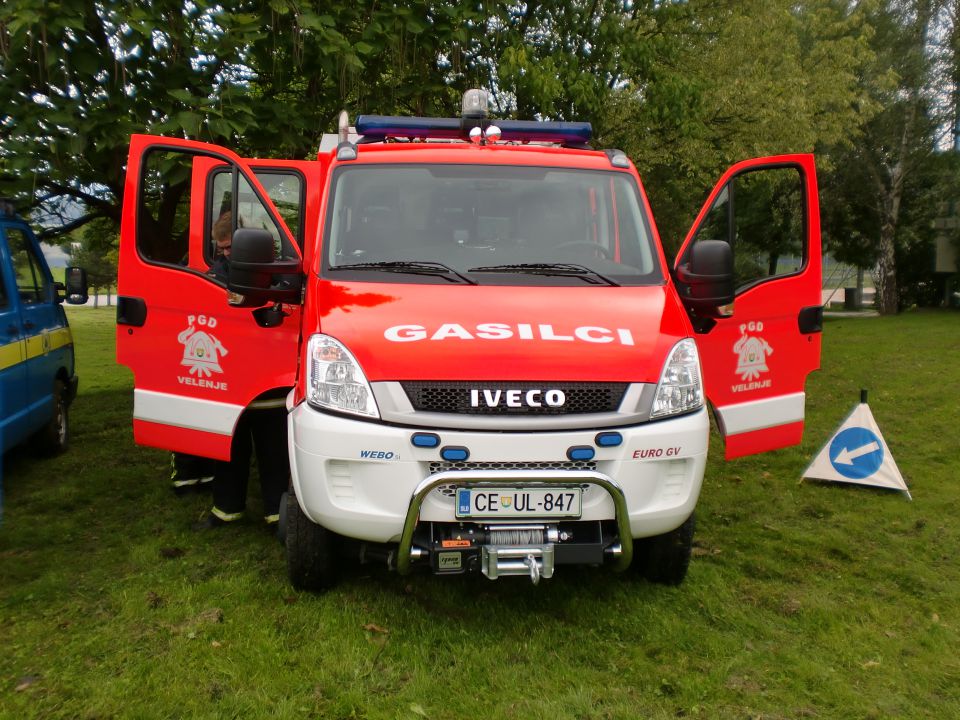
[802,390,911,499]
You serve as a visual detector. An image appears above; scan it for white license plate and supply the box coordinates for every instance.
[455,487,582,519]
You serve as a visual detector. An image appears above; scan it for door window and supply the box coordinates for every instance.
[686,167,805,292]
[7,228,49,304]
[137,150,194,266]
[136,149,300,280]
[207,169,304,265]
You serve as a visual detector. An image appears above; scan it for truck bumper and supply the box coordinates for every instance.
[289,402,709,547]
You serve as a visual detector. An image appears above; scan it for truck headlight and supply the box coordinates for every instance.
[306,334,379,419]
[650,339,704,419]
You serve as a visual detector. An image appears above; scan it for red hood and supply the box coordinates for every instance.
[312,280,690,383]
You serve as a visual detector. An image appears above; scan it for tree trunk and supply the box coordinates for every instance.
[875,220,898,314]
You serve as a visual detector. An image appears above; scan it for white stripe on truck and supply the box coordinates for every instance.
[134,389,244,435]
[715,392,805,436]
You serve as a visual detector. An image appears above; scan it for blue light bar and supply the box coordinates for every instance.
[496,120,592,144]
[356,115,463,140]
[356,115,592,145]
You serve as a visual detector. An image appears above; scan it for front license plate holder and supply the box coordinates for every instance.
[455,487,582,519]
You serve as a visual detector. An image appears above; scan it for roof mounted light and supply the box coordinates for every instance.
[462,89,490,120]
[469,127,483,144]
[336,142,357,161]
[338,110,350,144]
[604,149,630,168]
[484,125,502,143]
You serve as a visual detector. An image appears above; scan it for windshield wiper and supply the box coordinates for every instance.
[329,261,477,285]
[467,263,619,287]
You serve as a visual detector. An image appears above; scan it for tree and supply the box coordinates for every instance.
[818,0,951,313]
[0,1,481,239]
[603,0,878,255]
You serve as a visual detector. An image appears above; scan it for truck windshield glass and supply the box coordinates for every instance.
[323,164,662,286]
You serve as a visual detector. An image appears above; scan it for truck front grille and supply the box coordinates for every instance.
[403,382,626,415]
[429,460,597,474]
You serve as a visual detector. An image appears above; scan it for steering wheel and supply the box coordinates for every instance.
[554,241,612,259]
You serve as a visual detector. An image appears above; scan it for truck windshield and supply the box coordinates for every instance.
[323,164,663,286]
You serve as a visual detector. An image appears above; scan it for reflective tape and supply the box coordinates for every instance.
[134,390,244,436]
[211,507,244,522]
[0,326,72,372]
[0,339,23,372]
[716,392,805,436]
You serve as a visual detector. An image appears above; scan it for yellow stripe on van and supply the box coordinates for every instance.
[0,338,25,371]
[1,326,73,371]
[42,327,74,355]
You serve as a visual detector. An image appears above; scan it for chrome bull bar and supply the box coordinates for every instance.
[395,470,633,576]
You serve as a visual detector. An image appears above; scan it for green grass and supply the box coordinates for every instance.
[2,307,959,719]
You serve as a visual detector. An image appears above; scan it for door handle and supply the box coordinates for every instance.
[117,296,148,327]
[798,306,823,334]
[23,321,35,330]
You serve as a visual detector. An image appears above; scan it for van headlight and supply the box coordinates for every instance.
[650,338,704,419]
[306,334,379,418]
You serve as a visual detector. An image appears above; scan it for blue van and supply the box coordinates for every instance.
[0,200,87,458]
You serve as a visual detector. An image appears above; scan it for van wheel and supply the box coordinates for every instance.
[636,513,695,586]
[35,379,69,456]
[286,491,338,591]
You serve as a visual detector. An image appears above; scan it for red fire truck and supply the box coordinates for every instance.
[117,90,821,589]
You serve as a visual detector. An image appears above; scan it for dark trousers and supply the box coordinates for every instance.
[213,406,289,518]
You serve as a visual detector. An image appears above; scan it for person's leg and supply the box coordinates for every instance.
[250,407,289,524]
[170,452,215,495]
[205,415,253,526]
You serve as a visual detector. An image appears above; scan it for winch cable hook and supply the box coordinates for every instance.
[524,553,541,585]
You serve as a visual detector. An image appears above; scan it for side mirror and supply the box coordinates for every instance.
[227,228,302,307]
[675,240,734,317]
[64,266,89,305]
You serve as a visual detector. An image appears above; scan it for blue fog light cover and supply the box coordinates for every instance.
[567,446,596,461]
[595,432,623,447]
[411,433,441,448]
[441,446,470,462]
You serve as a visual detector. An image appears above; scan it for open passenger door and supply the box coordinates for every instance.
[674,154,822,459]
[116,135,313,460]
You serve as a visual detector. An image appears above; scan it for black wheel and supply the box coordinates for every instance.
[276,490,289,544]
[34,379,69,456]
[636,513,695,586]
[285,491,338,591]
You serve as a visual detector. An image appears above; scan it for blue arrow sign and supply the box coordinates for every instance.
[829,427,884,480]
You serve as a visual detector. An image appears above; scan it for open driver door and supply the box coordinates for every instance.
[674,154,822,459]
[116,135,307,461]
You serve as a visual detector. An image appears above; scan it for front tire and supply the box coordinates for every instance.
[286,491,338,591]
[636,513,695,586]
[34,379,69,456]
